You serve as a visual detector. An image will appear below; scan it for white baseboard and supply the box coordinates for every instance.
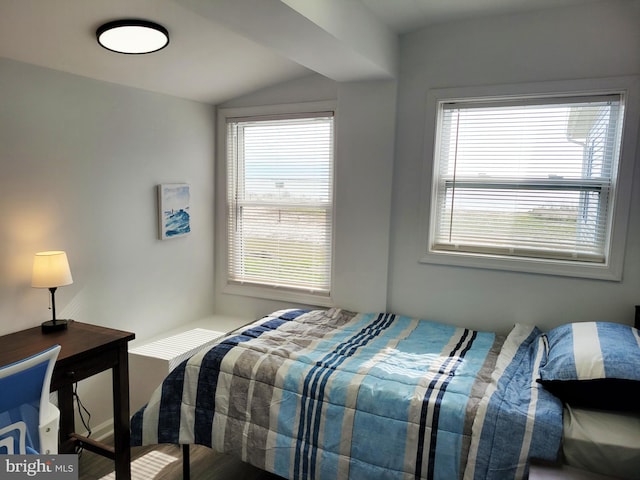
[81,418,114,442]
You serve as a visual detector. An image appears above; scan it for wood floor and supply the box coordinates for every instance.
[78,442,285,480]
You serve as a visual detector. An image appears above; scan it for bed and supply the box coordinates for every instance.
[130,308,573,479]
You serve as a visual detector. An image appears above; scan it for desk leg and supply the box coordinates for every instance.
[57,384,75,453]
[112,346,132,480]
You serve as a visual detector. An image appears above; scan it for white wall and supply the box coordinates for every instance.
[0,58,216,427]
[388,0,640,332]
[215,74,397,318]
[216,0,640,332]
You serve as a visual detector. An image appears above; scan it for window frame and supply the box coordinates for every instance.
[419,77,640,281]
[218,101,337,305]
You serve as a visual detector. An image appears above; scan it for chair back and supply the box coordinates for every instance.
[0,345,60,454]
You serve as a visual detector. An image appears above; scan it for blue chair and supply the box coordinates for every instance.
[0,345,61,454]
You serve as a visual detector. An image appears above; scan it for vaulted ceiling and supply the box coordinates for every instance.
[0,0,604,104]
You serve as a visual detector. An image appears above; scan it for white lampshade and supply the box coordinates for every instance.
[32,251,73,288]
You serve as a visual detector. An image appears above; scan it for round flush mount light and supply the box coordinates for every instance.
[96,19,169,54]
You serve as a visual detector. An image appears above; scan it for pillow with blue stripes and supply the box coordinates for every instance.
[538,322,640,412]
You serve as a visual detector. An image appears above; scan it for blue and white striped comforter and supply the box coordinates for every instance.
[131,308,562,479]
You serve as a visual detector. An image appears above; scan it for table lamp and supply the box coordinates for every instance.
[32,251,73,333]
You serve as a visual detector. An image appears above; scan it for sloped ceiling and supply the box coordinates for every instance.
[0,0,605,104]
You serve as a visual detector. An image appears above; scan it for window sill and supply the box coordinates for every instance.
[223,282,334,307]
[420,249,622,281]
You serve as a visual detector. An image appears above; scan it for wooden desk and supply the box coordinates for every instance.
[0,321,135,480]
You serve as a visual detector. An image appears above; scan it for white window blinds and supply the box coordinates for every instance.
[431,94,623,263]
[227,113,334,294]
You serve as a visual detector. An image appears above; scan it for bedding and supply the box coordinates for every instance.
[562,405,640,479]
[130,308,562,480]
[538,322,640,411]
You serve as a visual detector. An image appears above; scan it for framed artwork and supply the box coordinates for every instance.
[157,183,191,239]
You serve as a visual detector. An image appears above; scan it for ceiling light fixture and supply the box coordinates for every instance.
[96,19,169,54]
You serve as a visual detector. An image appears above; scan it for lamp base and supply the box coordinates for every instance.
[41,319,68,333]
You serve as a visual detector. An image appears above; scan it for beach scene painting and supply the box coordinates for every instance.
[158,183,191,239]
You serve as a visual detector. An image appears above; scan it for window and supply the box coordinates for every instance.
[422,79,638,280]
[225,110,334,299]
